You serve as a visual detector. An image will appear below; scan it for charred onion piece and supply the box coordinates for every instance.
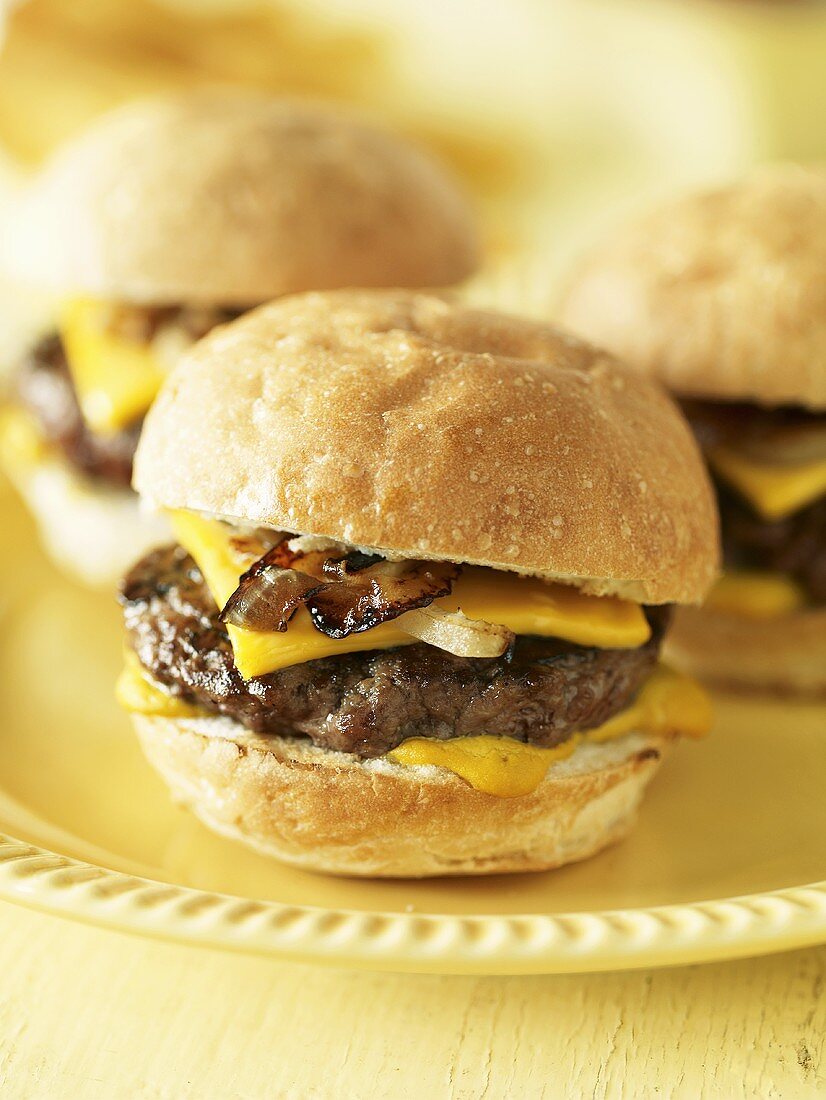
[219,536,460,638]
[220,546,322,632]
[307,560,460,638]
[399,605,514,657]
[322,551,383,578]
[265,539,344,580]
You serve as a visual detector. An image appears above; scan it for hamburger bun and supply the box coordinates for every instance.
[7,92,479,305]
[557,164,826,410]
[134,288,719,605]
[666,605,826,697]
[133,712,671,877]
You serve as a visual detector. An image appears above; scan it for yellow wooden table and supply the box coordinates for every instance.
[0,901,822,1098]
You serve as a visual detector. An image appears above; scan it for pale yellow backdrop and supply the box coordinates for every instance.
[2,0,826,345]
[1,4,826,1096]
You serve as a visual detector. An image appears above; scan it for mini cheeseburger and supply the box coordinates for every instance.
[118,290,717,877]
[558,165,826,695]
[1,93,478,584]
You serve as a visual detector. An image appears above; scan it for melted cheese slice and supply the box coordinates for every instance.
[116,648,203,718]
[170,510,652,680]
[118,657,711,799]
[710,446,826,520]
[390,665,710,797]
[59,298,167,435]
[704,571,806,619]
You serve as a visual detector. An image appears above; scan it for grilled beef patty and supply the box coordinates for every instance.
[120,544,670,759]
[716,480,826,605]
[16,334,139,487]
[682,400,825,605]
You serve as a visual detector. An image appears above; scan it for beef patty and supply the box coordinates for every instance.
[682,399,825,605]
[120,544,670,758]
[16,333,140,487]
[716,480,826,605]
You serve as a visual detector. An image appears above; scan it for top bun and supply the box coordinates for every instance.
[6,92,479,305]
[558,164,826,410]
[134,289,718,605]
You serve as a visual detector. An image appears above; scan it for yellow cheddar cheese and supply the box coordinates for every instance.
[170,511,413,679]
[116,649,204,719]
[170,510,652,680]
[387,665,711,797]
[59,298,167,435]
[704,571,806,619]
[437,569,651,650]
[710,446,826,521]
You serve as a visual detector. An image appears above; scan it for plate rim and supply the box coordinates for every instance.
[0,830,824,974]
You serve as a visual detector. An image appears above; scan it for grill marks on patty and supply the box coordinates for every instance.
[120,545,670,759]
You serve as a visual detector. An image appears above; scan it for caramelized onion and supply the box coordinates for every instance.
[684,401,826,467]
[307,560,460,638]
[265,538,344,580]
[322,550,383,578]
[220,547,321,632]
[399,605,514,657]
[219,536,460,638]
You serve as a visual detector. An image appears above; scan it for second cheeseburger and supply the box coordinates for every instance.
[118,290,717,877]
[558,166,826,695]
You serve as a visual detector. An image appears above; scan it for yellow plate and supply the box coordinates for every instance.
[1,479,825,974]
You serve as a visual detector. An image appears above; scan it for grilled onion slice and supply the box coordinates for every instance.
[307,560,460,638]
[398,605,514,657]
[220,537,460,638]
[220,546,322,632]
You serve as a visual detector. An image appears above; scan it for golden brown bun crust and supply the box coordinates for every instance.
[558,165,826,410]
[133,713,669,877]
[135,289,719,604]
[8,93,479,304]
[666,605,826,697]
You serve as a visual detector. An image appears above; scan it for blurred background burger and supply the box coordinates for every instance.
[0,89,477,584]
[2,0,826,347]
[557,166,826,696]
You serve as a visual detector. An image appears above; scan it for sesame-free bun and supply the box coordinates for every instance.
[558,164,826,410]
[135,289,718,605]
[7,93,479,305]
[133,712,670,877]
[665,605,826,697]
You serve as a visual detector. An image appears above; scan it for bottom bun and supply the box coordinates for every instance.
[133,713,670,878]
[6,452,168,586]
[665,605,826,697]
